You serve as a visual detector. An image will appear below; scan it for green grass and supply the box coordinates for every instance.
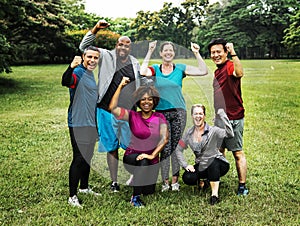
[0,60,299,225]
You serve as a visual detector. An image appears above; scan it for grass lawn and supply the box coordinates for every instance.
[0,59,299,225]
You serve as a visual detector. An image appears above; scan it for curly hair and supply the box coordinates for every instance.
[133,85,160,109]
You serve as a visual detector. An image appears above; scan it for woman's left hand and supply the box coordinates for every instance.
[191,42,200,53]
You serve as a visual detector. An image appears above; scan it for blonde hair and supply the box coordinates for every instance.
[191,104,206,115]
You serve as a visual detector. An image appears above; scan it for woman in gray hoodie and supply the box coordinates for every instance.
[175,104,233,205]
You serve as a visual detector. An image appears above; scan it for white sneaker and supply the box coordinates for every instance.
[78,188,100,196]
[171,182,180,191]
[68,195,83,208]
[161,183,170,192]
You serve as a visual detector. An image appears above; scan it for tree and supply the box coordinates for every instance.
[0,0,104,73]
[0,0,23,73]
[0,0,77,70]
[282,9,300,54]
[131,1,208,50]
[134,3,180,42]
[198,0,299,58]
[178,0,209,48]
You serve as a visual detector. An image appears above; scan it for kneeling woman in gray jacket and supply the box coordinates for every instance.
[175,104,233,205]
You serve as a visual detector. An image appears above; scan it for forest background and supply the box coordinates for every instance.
[1,0,299,224]
[0,0,299,74]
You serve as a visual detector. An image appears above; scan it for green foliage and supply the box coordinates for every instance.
[61,0,101,30]
[1,0,77,66]
[0,60,299,225]
[0,34,12,73]
[131,0,209,48]
[0,0,299,74]
[282,10,300,53]
[199,0,299,58]
[67,28,122,51]
[109,17,135,36]
[95,30,121,50]
[0,0,106,72]
[0,0,140,73]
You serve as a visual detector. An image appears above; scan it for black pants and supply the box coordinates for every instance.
[69,127,97,197]
[158,109,187,179]
[123,153,160,196]
[182,158,230,186]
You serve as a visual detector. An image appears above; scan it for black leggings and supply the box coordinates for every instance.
[159,109,187,179]
[123,153,160,196]
[182,158,230,185]
[69,127,97,197]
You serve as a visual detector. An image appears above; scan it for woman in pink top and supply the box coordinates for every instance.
[109,77,169,207]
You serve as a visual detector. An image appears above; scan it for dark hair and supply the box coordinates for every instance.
[191,104,206,116]
[133,86,160,109]
[160,41,176,52]
[83,46,100,54]
[207,38,227,53]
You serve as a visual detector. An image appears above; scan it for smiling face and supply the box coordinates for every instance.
[82,49,100,71]
[192,106,206,127]
[139,93,154,113]
[116,36,131,61]
[210,44,228,65]
[160,43,175,63]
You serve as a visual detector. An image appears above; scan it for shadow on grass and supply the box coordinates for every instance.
[0,76,24,94]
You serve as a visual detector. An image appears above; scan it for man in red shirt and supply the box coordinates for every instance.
[208,38,248,195]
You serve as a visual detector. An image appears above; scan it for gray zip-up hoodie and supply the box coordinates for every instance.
[79,31,140,103]
[175,109,234,171]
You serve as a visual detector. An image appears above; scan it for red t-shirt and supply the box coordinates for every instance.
[213,60,244,120]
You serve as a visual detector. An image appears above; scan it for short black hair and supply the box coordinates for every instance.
[207,38,227,53]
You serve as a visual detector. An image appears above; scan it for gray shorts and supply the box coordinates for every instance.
[215,118,244,152]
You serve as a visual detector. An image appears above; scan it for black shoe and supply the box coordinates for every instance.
[110,182,120,192]
[209,195,219,205]
[237,186,249,196]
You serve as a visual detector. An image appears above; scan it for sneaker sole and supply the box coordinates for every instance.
[68,202,83,208]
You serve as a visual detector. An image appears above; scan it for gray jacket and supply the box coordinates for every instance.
[79,31,140,103]
[175,109,234,171]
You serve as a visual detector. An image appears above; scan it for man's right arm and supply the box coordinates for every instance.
[62,56,82,87]
[79,20,110,52]
[79,31,96,53]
